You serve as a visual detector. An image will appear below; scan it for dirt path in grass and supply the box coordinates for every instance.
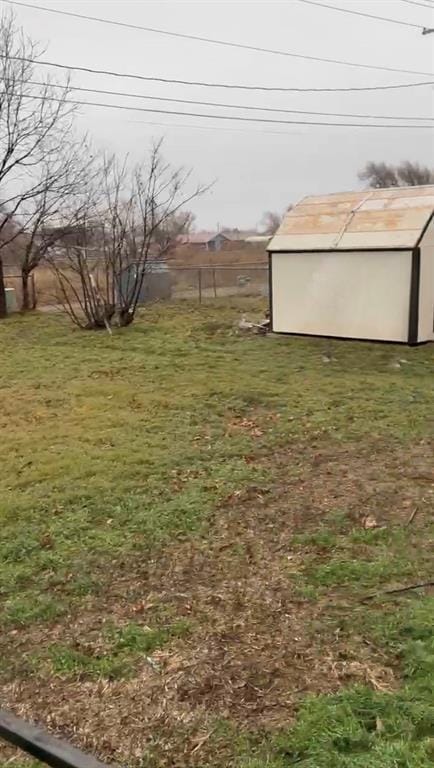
[1,440,432,766]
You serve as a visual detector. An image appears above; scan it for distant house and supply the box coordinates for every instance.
[177,232,229,252]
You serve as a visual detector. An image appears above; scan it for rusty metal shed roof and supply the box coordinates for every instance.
[268,185,434,252]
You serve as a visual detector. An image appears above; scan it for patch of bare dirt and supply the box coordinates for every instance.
[1,440,432,766]
[260,438,433,530]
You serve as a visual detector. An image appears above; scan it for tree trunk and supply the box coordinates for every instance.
[21,270,31,311]
[118,307,134,326]
[0,257,7,318]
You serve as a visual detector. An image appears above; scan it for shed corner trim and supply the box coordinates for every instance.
[408,247,421,345]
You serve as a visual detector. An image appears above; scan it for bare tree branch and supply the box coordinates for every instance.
[48,142,208,329]
[0,9,82,313]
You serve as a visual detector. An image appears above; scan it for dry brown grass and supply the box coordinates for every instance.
[3,439,430,766]
[33,264,65,305]
[31,256,268,308]
[6,244,267,309]
[169,244,267,266]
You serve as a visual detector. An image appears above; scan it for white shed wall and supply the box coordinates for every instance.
[271,249,412,342]
[419,217,434,342]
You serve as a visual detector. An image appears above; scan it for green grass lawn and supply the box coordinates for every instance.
[0,299,433,767]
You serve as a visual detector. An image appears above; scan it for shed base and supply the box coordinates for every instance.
[270,330,430,346]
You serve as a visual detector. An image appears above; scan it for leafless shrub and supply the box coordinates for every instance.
[47,142,209,329]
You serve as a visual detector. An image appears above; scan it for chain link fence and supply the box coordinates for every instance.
[2,261,268,311]
[170,264,268,302]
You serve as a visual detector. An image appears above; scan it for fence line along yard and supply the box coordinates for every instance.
[3,262,269,310]
[170,263,268,302]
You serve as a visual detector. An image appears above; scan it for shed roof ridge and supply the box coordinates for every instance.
[303,184,434,200]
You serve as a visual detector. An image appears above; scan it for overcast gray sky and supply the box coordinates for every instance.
[7,0,434,229]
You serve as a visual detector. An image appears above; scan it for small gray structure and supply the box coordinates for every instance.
[118,260,172,305]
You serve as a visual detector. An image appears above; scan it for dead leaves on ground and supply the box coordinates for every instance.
[1,440,432,766]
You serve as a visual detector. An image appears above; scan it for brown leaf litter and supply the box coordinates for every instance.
[1,440,432,766]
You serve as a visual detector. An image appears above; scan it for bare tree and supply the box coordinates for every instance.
[0,10,79,315]
[396,161,434,186]
[151,209,195,259]
[359,160,434,189]
[48,142,208,329]
[358,162,399,188]
[15,138,95,309]
[259,210,286,235]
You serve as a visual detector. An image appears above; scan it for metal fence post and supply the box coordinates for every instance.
[212,267,217,298]
[198,268,202,304]
[31,273,36,309]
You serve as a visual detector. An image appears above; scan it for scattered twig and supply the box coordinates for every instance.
[404,506,418,527]
[191,730,213,754]
[362,580,434,602]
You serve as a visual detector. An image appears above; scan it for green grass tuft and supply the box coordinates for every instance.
[238,598,434,767]
[33,620,192,681]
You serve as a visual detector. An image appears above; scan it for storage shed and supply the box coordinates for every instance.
[267,186,434,344]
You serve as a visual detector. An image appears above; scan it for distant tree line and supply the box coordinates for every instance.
[359,161,434,189]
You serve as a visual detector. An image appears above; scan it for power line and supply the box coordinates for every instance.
[126,118,307,138]
[31,79,434,123]
[4,0,434,77]
[6,55,434,94]
[19,91,434,129]
[399,0,434,10]
[297,0,425,29]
